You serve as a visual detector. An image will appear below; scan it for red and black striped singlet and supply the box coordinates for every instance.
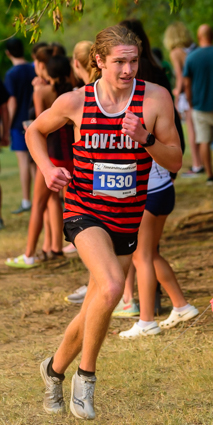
[64,79,152,234]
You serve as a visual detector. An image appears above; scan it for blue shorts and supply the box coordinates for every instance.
[10,128,28,151]
[145,185,175,216]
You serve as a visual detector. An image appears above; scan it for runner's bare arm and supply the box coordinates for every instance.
[122,85,182,173]
[25,89,84,191]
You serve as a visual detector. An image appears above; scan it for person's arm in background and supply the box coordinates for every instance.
[183,77,192,108]
[33,86,46,118]
[183,56,192,108]
[170,48,185,108]
[6,96,17,128]
[4,73,17,127]
[0,102,10,146]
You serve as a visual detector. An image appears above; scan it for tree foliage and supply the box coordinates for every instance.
[9,0,184,43]
[0,0,212,79]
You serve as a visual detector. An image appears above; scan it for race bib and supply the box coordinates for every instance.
[93,162,137,198]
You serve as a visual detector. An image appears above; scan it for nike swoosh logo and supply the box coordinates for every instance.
[128,241,135,247]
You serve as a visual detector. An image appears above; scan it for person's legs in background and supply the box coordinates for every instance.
[10,129,36,214]
[199,142,213,180]
[119,209,198,338]
[185,108,203,171]
[43,192,63,255]
[192,110,213,182]
[15,150,32,207]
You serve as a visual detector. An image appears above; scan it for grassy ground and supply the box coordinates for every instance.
[0,141,213,425]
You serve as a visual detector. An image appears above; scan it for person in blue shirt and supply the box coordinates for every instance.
[5,38,36,213]
[183,24,213,185]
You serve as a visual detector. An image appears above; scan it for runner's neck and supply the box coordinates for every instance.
[95,78,136,115]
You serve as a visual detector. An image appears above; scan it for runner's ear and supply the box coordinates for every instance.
[96,54,105,70]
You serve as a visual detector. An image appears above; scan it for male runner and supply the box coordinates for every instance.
[25,25,182,420]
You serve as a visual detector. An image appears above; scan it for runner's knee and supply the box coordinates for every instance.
[99,278,124,310]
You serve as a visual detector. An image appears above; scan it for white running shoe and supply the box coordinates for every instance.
[40,357,65,414]
[64,285,88,304]
[119,321,161,338]
[70,371,96,420]
[159,305,199,329]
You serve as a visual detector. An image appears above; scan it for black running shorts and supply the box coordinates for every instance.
[64,215,138,256]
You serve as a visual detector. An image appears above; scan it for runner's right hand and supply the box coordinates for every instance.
[44,167,71,192]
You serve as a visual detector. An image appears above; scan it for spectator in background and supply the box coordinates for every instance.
[62,41,95,255]
[72,40,96,84]
[0,80,10,229]
[31,41,48,63]
[119,19,185,157]
[111,19,185,317]
[50,42,67,56]
[117,155,199,338]
[183,24,213,185]
[152,47,174,90]
[164,22,203,176]
[4,38,36,214]
[28,41,49,120]
[6,52,74,268]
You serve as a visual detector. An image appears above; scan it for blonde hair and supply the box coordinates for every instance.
[90,25,142,78]
[73,40,96,83]
[164,22,193,51]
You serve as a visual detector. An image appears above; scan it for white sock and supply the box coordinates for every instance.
[173,304,190,313]
[22,199,31,208]
[137,319,155,329]
[23,254,35,265]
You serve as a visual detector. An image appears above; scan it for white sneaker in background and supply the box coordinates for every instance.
[119,321,161,338]
[64,285,88,304]
[159,305,199,329]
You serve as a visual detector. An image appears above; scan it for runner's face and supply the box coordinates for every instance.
[99,45,139,88]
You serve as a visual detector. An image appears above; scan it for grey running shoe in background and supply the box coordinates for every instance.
[70,371,96,420]
[11,204,31,214]
[64,285,88,304]
[40,357,65,414]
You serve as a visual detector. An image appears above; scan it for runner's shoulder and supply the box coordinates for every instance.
[144,81,172,104]
[52,86,85,113]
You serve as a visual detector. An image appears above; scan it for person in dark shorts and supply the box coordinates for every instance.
[4,38,36,213]
[25,25,182,420]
